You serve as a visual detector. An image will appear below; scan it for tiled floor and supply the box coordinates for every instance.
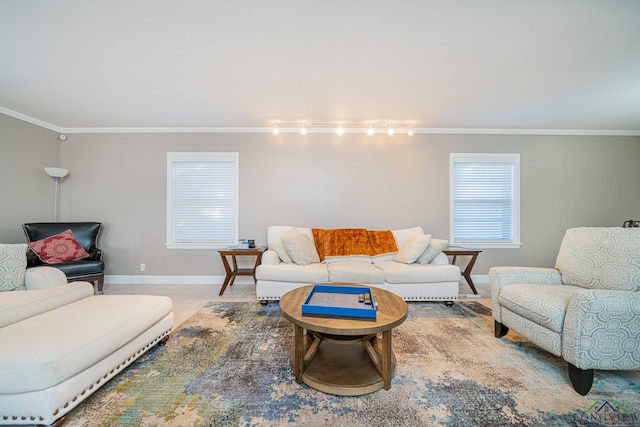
[104,279,491,327]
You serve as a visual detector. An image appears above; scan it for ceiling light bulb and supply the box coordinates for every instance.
[407,128,413,136]
[388,126,394,136]
[272,125,279,135]
[367,126,374,136]
[336,125,344,136]
[300,125,307,135]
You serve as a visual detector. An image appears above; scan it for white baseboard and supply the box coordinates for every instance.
[105,275,227,285]
[470,275,489,285]
[104,274,490,287]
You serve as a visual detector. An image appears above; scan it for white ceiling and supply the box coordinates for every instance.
[1,0,640,134]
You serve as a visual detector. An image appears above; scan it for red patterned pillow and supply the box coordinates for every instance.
[27,229,90,264]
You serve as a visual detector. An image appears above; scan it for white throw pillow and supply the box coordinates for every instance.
[268,238,293,263]
[416,238,449,264]
[0,243,28,292]
[391,226,425,249]
[394,234,431,264]
[281,229,320,266]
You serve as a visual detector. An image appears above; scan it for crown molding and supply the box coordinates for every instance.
[0,106,62,133]
[414,128,640,136]
[2,107,639,136]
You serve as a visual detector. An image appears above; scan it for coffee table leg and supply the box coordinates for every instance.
[381,330,392,390]
[293,324,305,383]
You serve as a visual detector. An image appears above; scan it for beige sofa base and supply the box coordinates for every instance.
[256,280,459,303]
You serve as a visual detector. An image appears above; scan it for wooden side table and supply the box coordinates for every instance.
[443,246,482,294]
[218,246,267,296]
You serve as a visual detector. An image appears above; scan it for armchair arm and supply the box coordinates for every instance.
[562,291,640,370]
[489,266,563,322]
[489,266,563,287]
[89,248,103,261]
[24,266,68,290]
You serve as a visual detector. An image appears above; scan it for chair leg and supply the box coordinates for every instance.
[95,276,105,294]
[494,320,509,338]
[568,363,593,396]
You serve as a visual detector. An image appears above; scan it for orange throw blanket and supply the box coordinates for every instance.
[311,228,398,262]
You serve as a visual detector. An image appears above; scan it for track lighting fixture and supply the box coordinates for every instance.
[271,121,417,136]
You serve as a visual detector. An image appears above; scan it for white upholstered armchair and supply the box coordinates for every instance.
[490,227,640,395]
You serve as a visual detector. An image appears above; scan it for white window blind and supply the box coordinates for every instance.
[450,153,521,248]
[166,152,238,249]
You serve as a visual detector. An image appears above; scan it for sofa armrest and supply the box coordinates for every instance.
[562,290,640,370]
[24,267,68,290]
[261,249,281,265]
[489,267,563,322]
[428,252,449,265]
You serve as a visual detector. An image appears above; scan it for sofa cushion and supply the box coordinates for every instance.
[256,263,328,283]
[0,282,94,329]
[555,227,640,292]
[374,261,461,284]
[328,262,385,284]
[27,229,90,264]
[311,228,397,263]
[0,294,173,394]
[391,226,424,248]
[416,238,449,264]
[312,228,372,262]
[268,238,293,263]
[498,284,591,333]
[281,229,320,265]
[267,226,313,242]
[371,253,396,263]
[0,244,28,292]
[394,234,431,264]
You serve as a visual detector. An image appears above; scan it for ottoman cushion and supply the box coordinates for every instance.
[0,294,173,393]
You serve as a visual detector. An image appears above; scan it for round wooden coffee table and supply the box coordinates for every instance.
[279,284,408,396]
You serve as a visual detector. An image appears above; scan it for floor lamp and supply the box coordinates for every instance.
[45,167,69,222]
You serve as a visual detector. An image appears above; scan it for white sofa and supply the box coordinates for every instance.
[256,226,461,304]
[0,266,174,426]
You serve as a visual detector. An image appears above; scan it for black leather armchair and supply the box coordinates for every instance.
[23,222,105,293]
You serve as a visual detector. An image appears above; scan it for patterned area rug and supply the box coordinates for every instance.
[66,301,640,427]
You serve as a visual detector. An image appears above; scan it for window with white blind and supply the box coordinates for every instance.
[166,152,239,249]
[450,153,521,248]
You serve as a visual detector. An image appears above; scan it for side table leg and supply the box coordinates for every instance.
[463,255,479,294]
[219,275,233,296]
[219,254,233,296]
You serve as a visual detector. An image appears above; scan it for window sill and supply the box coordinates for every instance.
[165,242,232,250]
[450,242,522,249]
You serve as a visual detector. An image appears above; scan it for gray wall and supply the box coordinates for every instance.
[2,113,639,282]
[0,114,61,242]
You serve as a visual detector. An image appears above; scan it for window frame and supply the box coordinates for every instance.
[449,153,521,249]
[166,151,239,249]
